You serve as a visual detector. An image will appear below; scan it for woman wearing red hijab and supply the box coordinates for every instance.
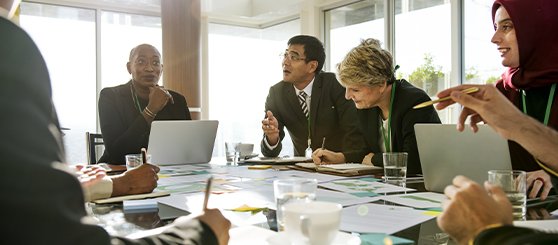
[492,0,558,200]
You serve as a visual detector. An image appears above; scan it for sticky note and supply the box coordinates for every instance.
[359,233,414,245]
[192,170,212,175]
[157,174,171,178]
[359,178,383,182]
[414,207,443,212]
[421,211,442,216]
[248,165,272,169]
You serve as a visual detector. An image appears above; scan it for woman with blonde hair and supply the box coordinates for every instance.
[312,38,441,176]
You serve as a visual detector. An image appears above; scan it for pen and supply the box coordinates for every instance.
[141,148,147,165]
[203,176,214,210]
[413,87,479,109]
[320,137,325,165]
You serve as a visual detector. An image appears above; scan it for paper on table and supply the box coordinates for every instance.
[358,233,414,245]
[340,203,434,234]
[316,189,382,206]
[228,226,277,245]
[319,179,415,194]
[514,220,558,233]
[379,192,447,208]
[92,190,170,204]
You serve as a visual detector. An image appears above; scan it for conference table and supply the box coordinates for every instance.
[87,157,558,244]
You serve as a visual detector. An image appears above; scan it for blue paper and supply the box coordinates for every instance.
[192,170,212,175]
[349,192,381,197]
[359,178,383,182]
[359,233,414,245]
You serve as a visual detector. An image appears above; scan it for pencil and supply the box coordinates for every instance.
[413,87,479,109]
[203,176,214,210]
[320,137,325,166]
[141,148,147,165]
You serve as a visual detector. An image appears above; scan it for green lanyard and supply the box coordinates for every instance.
[133,91,142,114]
[521,83,556,126]
[380,81,396,153]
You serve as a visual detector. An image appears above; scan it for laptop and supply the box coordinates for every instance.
[415,124,512,192]
[148,120,219,165]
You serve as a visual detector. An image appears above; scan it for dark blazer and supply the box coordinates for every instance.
[0,17,216,244]
[344,80,441,176]
[98,80,191,164]
[261,71,364,157]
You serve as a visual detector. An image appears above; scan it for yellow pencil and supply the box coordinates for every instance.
[413,87,479,109]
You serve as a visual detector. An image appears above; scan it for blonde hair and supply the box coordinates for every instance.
[337,38,395,88]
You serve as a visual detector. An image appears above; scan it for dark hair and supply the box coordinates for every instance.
[287,35,325,74]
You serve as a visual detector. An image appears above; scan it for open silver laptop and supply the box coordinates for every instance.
[415,124,512,192]
[148,120,218,165]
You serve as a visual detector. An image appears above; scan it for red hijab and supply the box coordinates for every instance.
[492,0,558,90]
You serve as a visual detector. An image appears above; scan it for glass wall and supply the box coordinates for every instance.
[101,11,162,89]
[464,0,505,85]
[325,0,384,72]
[20,2,97,165]
[395,0,452,123]
[208,19,301,157]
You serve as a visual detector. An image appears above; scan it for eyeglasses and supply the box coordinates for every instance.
[280,52,311,62]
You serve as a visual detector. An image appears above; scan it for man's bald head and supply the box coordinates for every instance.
[129,44,161,62]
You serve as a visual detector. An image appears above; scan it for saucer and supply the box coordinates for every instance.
[266,231,361,245]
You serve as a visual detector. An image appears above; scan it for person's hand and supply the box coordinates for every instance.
[147,86,174,113]
[75,165,106,188]
[262,110,280,145]
[195,209,231,245]
[435,85,527,140]
[362,153,374,165]
[111,163,160,197]
[528,208,552,220]
[311,148,345,165]
[437,175,513,245]
[526,170,553,200]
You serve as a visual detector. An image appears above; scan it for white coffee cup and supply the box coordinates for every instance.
[239,143,254,158]
[282,201,342,245]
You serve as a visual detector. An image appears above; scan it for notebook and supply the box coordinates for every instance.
[148,120,218,165]
[415,124,512,192]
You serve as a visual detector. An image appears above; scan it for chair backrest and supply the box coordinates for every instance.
[86,132,104,165]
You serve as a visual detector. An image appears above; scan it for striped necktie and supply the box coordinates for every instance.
[298,91,308,118]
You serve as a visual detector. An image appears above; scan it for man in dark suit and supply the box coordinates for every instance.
[0,2,229,244]
[261,35,363,158]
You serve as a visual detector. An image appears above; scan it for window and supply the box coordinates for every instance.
[208,19,301,157]
[464,0,506,85]
[325,0,384,72]
[101,11,162,89]
[395,0,452,123]
[20,2,97,165]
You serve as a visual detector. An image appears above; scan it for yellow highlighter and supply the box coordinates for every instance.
[248,165,272,170]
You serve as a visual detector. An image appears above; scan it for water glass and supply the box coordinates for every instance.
[273,179,317,231]
[383,152,408,184]
[225,142,241,165]
[488,170,527,219]
[125,153,151,170]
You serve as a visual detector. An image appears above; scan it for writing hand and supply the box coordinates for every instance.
[312,149,345,165]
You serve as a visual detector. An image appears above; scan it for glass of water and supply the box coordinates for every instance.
[382,152,408,185]
[225,142,241,165]
[488,170,527,220]
[273,179,317,231]
[125,153,151,170]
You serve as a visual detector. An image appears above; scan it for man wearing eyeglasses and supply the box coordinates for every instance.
[261,35,364,159]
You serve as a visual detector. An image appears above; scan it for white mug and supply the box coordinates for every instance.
[239,143,254,158]
[282,201,342,245]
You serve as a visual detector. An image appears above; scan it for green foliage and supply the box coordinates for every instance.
[485,75,500,84]
[408,53,444,96]
[465,66,479,80]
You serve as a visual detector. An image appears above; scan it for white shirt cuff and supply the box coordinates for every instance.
[264,136,279,150]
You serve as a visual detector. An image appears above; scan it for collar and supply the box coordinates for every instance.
[293,77,315,97]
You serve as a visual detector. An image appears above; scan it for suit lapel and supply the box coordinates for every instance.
[286,84,307,125]
[310,73,322,139]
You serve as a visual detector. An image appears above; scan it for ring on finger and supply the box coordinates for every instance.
[535,177,545,185]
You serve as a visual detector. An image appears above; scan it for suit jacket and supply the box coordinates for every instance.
[98,81,191,164]
[261,71,364,157]
[344,80,441,176]
[0,17,216,244]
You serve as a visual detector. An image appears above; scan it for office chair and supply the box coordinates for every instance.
[86,132,104,165]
